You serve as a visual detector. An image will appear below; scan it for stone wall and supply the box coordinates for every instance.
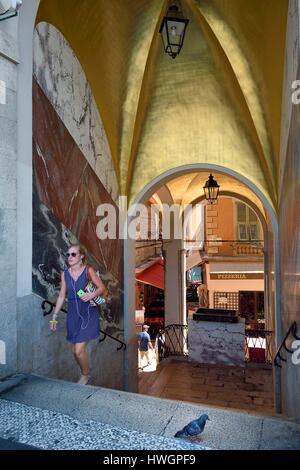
[0,26,18,378]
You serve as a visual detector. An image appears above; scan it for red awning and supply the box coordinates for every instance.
[136,259,164,290]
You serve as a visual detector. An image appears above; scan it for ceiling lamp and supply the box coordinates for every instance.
[159,1,189,59]
[203,174,220,204]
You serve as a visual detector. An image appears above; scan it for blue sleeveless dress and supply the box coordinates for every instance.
[64,267,100,344]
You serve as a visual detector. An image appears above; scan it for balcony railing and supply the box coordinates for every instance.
[157,324,188,361]
[232,242,264,256]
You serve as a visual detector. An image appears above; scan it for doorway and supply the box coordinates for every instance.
[239,290,264,324]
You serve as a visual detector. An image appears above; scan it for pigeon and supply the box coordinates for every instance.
[174,414,210,438]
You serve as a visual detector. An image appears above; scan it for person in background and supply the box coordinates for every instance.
[49,244,105,385]
[138,324,154,369]
[197,283,209,308]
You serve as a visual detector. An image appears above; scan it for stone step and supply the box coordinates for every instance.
[0,399,204,451]
[0,374,300,450]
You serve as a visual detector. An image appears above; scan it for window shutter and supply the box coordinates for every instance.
[238,223,248,240]
[236,203,259,241]
[237,203,247,222]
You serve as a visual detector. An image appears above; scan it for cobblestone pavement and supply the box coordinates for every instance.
[0,399,208,451]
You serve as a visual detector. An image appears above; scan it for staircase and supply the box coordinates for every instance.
[0,374,300,450]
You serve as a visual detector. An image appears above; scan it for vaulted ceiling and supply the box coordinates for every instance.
[36,0,288,212]
[166,171,265,215]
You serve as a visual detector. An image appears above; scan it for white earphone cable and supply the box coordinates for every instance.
[70,269,90,331]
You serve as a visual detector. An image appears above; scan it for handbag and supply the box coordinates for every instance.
[85,266,107,306]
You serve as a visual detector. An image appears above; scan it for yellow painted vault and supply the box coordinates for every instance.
[36,0,288,213]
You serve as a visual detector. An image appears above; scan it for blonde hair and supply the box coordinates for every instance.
[69,244,87,264]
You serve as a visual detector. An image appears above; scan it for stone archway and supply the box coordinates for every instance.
[124,164,281,412]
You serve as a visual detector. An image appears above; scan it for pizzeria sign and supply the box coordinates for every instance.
[210,272,264,280]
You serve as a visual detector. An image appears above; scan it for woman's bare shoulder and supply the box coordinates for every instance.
[87,265,96,275]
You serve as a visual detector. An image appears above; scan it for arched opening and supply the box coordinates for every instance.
[4,0,297,432]
[14,0,285,418]
[125,164,281,414]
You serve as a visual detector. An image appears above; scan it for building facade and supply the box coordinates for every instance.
[202,198,265,325]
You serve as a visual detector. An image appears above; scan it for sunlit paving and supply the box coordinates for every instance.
[139,358,274,415]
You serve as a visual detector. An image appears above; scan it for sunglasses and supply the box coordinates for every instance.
[66,252,79,258]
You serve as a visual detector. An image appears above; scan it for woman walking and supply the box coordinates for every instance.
[50,244,105,384]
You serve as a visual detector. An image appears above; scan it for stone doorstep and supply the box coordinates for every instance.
[0,399,206,451]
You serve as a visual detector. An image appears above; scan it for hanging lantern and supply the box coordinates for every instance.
[159,2,189,59]
[203,174,220,204]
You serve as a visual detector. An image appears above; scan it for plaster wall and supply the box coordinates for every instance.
[0,24,18,377]
[279,0,300,421]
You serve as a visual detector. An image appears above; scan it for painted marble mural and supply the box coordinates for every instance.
[33,22,118,203]
[33,23,123,341]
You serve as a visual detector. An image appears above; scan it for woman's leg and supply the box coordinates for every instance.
[70,344,81,370]
[73,342,90,376]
